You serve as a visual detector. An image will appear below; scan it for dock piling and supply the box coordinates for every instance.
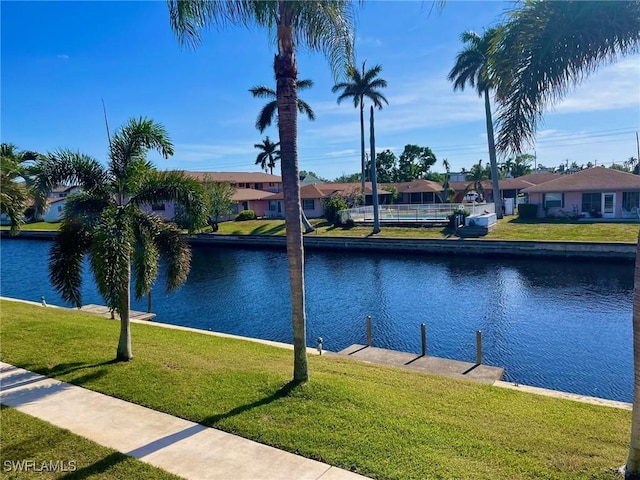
[476,330,483,365]
[421,323,427,356]
[366,316,372,347]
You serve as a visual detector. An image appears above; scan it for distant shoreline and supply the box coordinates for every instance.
[4,229,634,262]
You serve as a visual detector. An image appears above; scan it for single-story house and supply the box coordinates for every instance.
[314,182,393,206]
[231,188,274,219]
[498,172,560,199]
[521,166,640,219]
[382,179,444,204]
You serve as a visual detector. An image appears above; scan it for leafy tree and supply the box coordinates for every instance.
[397,145,437,182]
[333,172,361,183]
[493,1,640,155]
[34,117,207,361]
[205,179,236,230]
[169,0,356,384]
[501,153,534,178]
[448,28,503,218]
[368,149,397,183]
[323,194,348,224]
[332,61,388,198]
[611,163,631,172]
[249,79,315,133]
[626,157,640,175]
[254,136,281,174]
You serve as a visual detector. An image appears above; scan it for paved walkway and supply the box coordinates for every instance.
[0,362,369,480]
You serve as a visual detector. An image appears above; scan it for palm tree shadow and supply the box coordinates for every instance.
[19,359,119,378]
[60,452,128,480]
[202,380,301,426]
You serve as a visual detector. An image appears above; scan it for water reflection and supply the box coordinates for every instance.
[1,238,633,402]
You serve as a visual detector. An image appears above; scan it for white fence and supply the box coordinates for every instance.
[339,203,496,223]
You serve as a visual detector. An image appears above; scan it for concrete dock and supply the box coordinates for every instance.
[337,344,504,384]
[79,304,156,321]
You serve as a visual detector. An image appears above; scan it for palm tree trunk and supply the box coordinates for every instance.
[116,261,132,361]
[359,96,366,203]
[484,88,503,219]
[626,231,640,479]
[276,2,308,383]
[370,106,380,234]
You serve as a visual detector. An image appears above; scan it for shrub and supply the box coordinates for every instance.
[323,196,349,225]
[343,218,355,229]
[518,204,538,219]
[235,210,256,221]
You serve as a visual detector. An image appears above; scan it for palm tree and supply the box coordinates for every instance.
[0,144,43,234]
[34,117,207,362]
[169,1,355,383]
[463,159,489,202]
[332,61,388,201]
[448,28,503,219]
[493,1,640,155]
[441,158,455,202]
[250,79,316,133]
[489,2,640,476]
[254,136,281,174]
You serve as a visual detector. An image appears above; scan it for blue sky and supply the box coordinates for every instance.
[2,1,639,181]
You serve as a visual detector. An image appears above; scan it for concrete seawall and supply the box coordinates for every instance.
[4,230,635,262]
[187,233,636,262]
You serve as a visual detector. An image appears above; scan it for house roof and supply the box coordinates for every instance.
[50,185,78,194]
[181,171,282,183]
[499,172,561,190]
[232,188,274,202]
[266,184,327,200]
[522,167,640,193]
[48,197,66,205]
[314,182,391,196]
[449,180,493,192]
[382,179,443,193]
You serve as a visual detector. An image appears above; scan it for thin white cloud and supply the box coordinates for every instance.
[324,149,357,157]
[356,36,383,47]
[175,143,255,162]
[56,54,69,60]
[553,57,640,114]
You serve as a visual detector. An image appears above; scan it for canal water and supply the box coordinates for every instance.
[0,237,634,402]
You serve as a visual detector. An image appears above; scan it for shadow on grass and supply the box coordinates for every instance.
[21,359,120,378]
[506,217,581,225]
[250,224,286,235]
[60,452,129,480]
[202,380,302,426]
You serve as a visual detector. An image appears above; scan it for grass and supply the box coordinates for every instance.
[0,299,630,480]
[213,217,638,242]
[6,218,638,243]
[0,406,181,479]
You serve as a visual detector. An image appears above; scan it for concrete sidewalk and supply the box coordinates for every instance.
[0,362,369,480]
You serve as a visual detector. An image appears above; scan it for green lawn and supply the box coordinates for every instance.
[6,218,638,243]
[214,217,638,242]
[0,406,181,479]
[0,300,630,480]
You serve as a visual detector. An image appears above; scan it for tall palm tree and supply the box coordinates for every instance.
[250,79,315,133]
[332,61,388,200]
[169,1,355,383]
[254,136,281,174]
[34,117,207,361]
[448,28,503,219]
[493,1,640,155]
[489,2,640,476]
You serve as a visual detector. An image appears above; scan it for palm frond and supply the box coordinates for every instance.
[62,192,112,227]
[249,85,276,99]
[130,170,208,232]
[89,206,134,313]
[256,101,278,132]
[130,211,161,300]
[49,219,92,307]
[493,0,640,154]
[297,99,316,121]
[155,222,191,292]
[296,79,314,90]
[34,150,110,199]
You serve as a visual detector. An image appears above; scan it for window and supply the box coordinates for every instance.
[410,192,421,203]
[543,193,563,208]
[254,183,263,190]
[581,192,601,213]
[303,199,315,210]
[269,182,274,186]
[151,203,166,211]
[623,192,640,211]
[269,200,278,211]
[57,206,63,212]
